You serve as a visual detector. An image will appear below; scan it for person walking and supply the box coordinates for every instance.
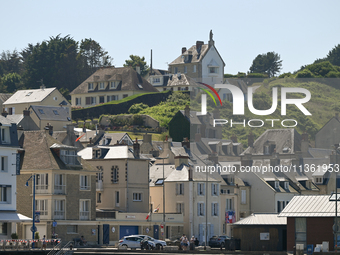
[42,235,47,250]
[190,236,195,250]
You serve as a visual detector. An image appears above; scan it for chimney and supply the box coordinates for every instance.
[23,108,30,117]
[181,137,190,149]
[1,109,8,118]
[231,134,237,143]
[184,105,190,118]
[196,41,204,52]
[45,123,53,136]
[248,132,254,147]
[182,47,187,54]
[133,138,140,158]
[136,65,141,75]
[66,124,75,135]
[208,152,218,164]
[83,122,86,133]
[188,165,193,181]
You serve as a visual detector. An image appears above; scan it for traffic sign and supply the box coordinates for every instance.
[30,226,37,233]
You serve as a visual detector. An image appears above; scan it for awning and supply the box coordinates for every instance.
[0,212,32,222]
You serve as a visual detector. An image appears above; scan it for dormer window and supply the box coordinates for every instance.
[99,82,105,90]
[110,81,119,89]
[264,145,270,155]
[1,127,9,144]
[153,77,160,84]
[209,67,218,73]
[60,150,77,165]
[315,177,323,184]
[88,83,94,91]
[284,181,289,189]
[275,181,280,189]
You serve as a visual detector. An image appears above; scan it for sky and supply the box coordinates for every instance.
[1,0,340,75]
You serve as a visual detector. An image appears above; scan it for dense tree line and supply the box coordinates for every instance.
[0,35,112,96]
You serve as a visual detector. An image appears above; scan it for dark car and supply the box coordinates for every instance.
[208,235,230,247]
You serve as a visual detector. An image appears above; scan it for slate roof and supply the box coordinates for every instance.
[242,129,301,155]
[167,74,201,87]
[234,213,286,225]
[0,115,17,125]
[99,133,133,146]
[4,88,56,105]
[0,93,12,103]
[19,130,95,171]
[70,67,158,95]
[30,105,71,121]
[279,195,336,217]
[169,44,210,65]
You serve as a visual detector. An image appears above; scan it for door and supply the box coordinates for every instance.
[119,226,138,239]
[103,224,110,244]
[153,225,159,239]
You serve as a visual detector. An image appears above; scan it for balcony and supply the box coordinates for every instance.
[36,185,49,194]
[54,211,65,220]
[80,211,90,220]
[96,181,103,191]
[54,185,66,194]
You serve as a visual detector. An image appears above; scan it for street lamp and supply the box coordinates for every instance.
[156,154,169,240]
[25,175,36,247]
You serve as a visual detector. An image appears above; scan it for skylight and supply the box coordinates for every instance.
[155,179,164,185]
[26,92,33,96]
[38,109,44,114]
[53,110,59,115]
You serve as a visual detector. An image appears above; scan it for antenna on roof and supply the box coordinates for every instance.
[38,79,45,90]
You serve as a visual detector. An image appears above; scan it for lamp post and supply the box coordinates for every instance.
[156,154,169,240]
[25,175,36,247]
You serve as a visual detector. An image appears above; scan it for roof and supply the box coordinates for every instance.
[279,195,336,217]
[70,67,158,95]
[5,114,24,124]
[0,93,12,103]
[169,44,210,65]
[234,213,286,225]
[242,129,301,155]
[78,145,140,160]
[0,212,32,222]
[0,115,17,125]
[4,88,56,105]
[167,74,202,87]
[30,105,71,121]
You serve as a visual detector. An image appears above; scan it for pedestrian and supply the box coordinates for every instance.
[194,237,199,247]
[42,235,47,250]
[180,234,188,250]
[190,236,195,250]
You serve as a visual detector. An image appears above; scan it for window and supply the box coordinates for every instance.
[184,66,187,73]
[315,177,323,184]
[54,174,65,194]
[107,95,118,102]
[197,202,205,216]
[277,201,287,213]
[295,218,306,247]
[123,94,128,98]
[96,166,103,182]
[1,128,9,144]
[36,199,48,215]
[85,97,96,105]
[60,150,77,165]
[80,200,90,220]
[153,77,160,83]
[54,200,65,219]
[26,92,33,96]
[97,193,102,203]
[111,166,119,183]
[88,83,94,90]
[80,175,90,190]
[275,181,280,189]
[36,174,48,192]
[110,81,118,89]
[284,181,289,189]
[38,109,44,114]
[176,203,184,215]
[75,98,81,105]
[67,225,78,234]
[53,110,59,115]
[0,186,8,202]
[99,82,105,90]
[193,65,196,73]
[8,107,14,115]
[198,183,205,196]
[212,203,219,216]
[226,198,233,211]
[211,183,219,196]
[133,193,142,201]
[99,96,105,103]
[116,191,120,205]
[176,183,184,195]
[241,190,246,204]
[264,145,270,155]
[0,156,7,172]
[0,223,7,235]
[209,67,218,73]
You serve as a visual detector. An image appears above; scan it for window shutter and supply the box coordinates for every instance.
[203,183,205,196]
[197,183,200,195]
[203,203,205,216]
[217,203,219,216]
[210,224,214,238]
[176,183,178,195]
[197,203,200,216]
[211,184,214,196]
[217,184,219,196]
[211,203,214,216]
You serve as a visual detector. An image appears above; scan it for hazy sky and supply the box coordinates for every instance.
[1,0,340,75]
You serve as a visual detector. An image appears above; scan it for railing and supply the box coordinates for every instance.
[1,239,61,251]
[96,181,103,191]
[47,240,64,255]
[54,185,66,194]
[80,211,90,220]
[36,185,49,194]
[55,241,74,255]
[54,211,65,220]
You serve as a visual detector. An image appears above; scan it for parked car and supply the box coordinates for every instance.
[118,236,155,249]
[135,235,167,249]
[208,235,230,248]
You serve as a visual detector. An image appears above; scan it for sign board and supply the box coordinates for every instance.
[260,233,270,240]
[35,211,40,223]
[111,227,115,233]
[16,153,20,175]
[52,221,57,227]
[126,215,135,219]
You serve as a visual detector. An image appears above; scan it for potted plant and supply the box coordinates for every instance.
[34,232,40,248]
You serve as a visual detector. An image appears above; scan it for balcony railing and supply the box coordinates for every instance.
[36,185,49,194]
[54,185,66,194]
[96,181,103,191]
[80,211,89,220]
[54,211,65,220]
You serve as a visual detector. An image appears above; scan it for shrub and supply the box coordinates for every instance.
[128,103,149,114]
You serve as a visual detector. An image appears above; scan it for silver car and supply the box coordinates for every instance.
[136,235,166,249]
[118,236,155,249]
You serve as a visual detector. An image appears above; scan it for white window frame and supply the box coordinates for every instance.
[153,77,160,84]
[211,202,219,216]
[54,174,65,194]
[241,190,246,204]
[36,173,48,192]
[209,67,218,74]
[0,186,8,202]
[80,175,90,190]
[88,83,94,90]
[212,183,219,196]
[99,82,105,90]
[36,199,48,215]
[226,198,233,211]
[275,181,280,189]
[0,156,7,172]
[176,183,184,195]
[80,199,90,220]
[284,181,289,189]
[60,150,77,165]
[54,199,65,220]
[75,97,81,106]
[1,128,9,144]
[110,81,118,89]
[133,192,142,201]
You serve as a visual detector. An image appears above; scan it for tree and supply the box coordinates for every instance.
[1,72,23,92]
[78,38,113,78]
[124,55,149,76]
[327,44,340,66]
[0,50,22,76]
[249,52,282,77]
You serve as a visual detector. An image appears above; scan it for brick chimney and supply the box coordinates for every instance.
[133,138,140,158]
[181,137,190,149]
[1,109,8,118]
[196,41,204,52]
[182,47,187,54]
[23,108,30,117]
[45,123,53,136]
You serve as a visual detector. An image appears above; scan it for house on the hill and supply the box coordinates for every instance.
[70,67,158,108]
[168,30,225,86]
